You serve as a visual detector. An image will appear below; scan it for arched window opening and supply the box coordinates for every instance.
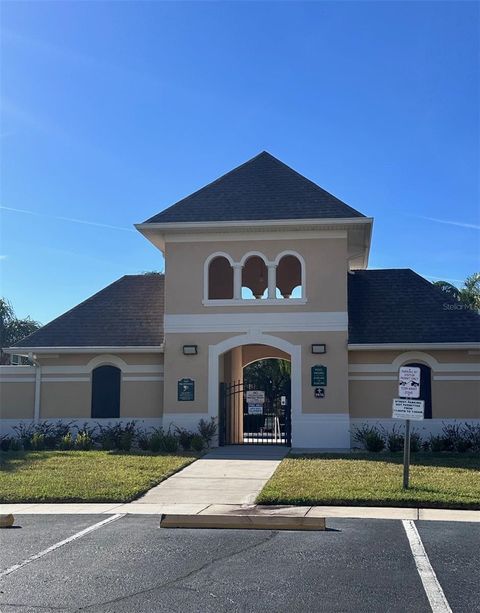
[242,256,268,299]
[208,256,233,299]
[404,362,432,419]
[91,365,121,419]
[276,255,302,299]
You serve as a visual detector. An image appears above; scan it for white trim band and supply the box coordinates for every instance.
[165,312,348,333]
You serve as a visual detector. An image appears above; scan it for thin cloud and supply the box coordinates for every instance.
[414,215,480,231]
[0,205,135,233]
[0,255,7,261]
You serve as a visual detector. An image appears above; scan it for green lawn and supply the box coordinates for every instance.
[257,453,480,509]
[0,450,197,503]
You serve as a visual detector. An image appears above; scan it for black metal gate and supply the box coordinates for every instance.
[219,380,291,446]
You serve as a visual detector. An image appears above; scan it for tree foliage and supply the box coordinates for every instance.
[0,298,41,364]
[433,272,480,311]
[243,358,291,401]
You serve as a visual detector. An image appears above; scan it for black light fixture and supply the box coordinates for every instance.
[311,344,326,354]
[182,345,198,355]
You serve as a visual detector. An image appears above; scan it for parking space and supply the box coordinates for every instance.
[0,515,477,612]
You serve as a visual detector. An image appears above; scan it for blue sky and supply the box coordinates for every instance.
[1,1,478,324]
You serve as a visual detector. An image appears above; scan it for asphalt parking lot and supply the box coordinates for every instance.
[0,514,478,612]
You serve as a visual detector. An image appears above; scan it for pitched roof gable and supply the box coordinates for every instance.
[145,151,365,223]
[348,269,480,344]
[14,274,164,348]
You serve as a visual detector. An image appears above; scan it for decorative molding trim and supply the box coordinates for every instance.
[42,364,164,375]
[202,298,307,307]
[0,377,36,383]
[165,312,348,333]
[348,343,480,351]
[43,377,90,383]
[122,376,164,382]
[165,230,349,242]
[0,366,35,374]
[349,360,480,373]
[433,375,480,381]
[348,376,397,381]
[8,346,165,355]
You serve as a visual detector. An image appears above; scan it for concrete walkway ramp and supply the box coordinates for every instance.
[138,445,288,506]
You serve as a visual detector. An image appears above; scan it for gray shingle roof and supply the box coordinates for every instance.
[144,151,365,223]
[14,274,164,348]
[348,269,480,344]
[14,269,478,349]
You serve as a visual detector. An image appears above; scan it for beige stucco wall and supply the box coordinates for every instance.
[0,353,164,421]
[164,236,349,314]
[1,381,35,419]
[348,349,480,419]
[163,330,349,416]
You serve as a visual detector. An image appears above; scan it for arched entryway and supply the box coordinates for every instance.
[208,333,301,447]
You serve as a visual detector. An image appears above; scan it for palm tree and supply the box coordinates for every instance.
[433,273,480,311]
[0,298,41,364]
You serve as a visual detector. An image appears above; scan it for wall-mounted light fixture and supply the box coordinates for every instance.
[182,345,198,355]
[311,344,326,354]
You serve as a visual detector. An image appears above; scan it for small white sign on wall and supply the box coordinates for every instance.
[398,366,421,398]
[247,404,263,415]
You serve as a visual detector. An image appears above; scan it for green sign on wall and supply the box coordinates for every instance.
[177,378,195,401]
[311,365,327,387]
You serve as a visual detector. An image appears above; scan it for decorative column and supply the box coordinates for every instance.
[267,263,277,299]
[233,264,242,300]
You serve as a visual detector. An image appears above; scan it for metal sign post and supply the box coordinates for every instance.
[403,419,411,489]
[394,366,423,490]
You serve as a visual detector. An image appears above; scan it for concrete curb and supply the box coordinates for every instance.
[160,513,326,531]
[1,503,479,522]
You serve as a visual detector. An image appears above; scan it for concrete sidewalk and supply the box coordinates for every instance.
[137,445,288,505]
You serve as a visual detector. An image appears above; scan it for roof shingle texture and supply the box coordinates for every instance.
[145,151,364,223]
[15,275,164,348]
[348,269,480,344]
[14,270,479,349]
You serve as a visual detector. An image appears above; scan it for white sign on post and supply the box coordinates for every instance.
[247,404,263,415]
[392,398,425,420]
[246,390,265,404]
[398,366,421,398]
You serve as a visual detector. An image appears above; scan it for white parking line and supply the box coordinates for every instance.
[0,513,125,578]
[402,520,452,613]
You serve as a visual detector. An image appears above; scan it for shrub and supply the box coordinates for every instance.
[13,422,35,450]
[0,435,12,451]
[59,433,74,450]
[75,430,94,451]
[96,421,137,451]
[148,428,179,453]
[175,427,195,451]
[161,433,180,453]
[9,438,22,451]
[430,435,445,453]
[198,417,217,447]
[190,434,204,452]
[136,430,151,451]
[410,431,422,453]
[463,423,480,453]
[30,432,46,451]
[440,422,463,452]
[352,424,385,452]
[386,425,404,452]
